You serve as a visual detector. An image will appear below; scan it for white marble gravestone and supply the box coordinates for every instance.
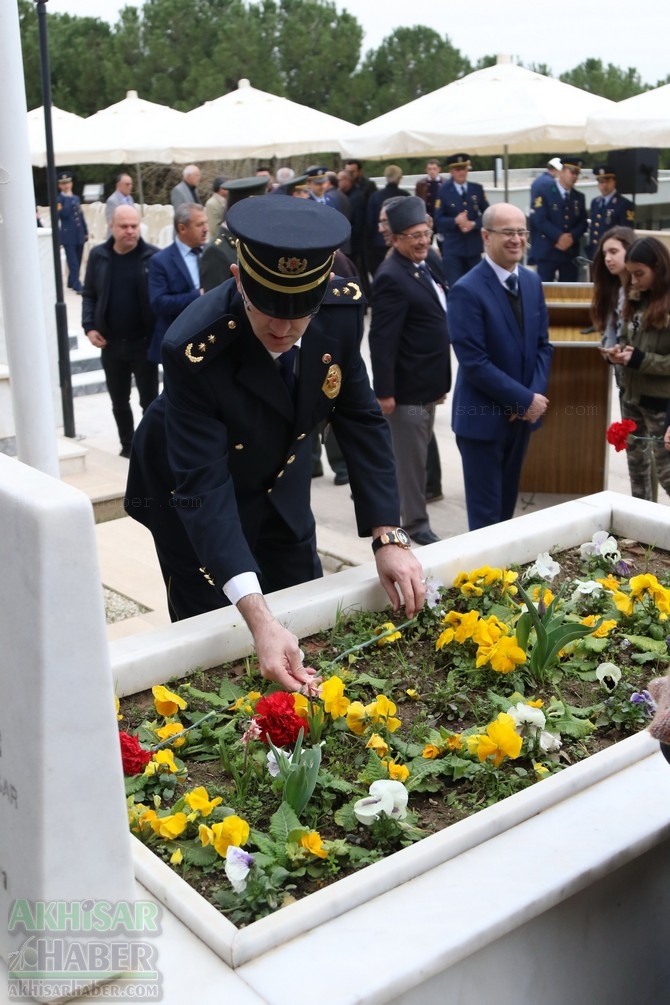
[0,454,136,1001]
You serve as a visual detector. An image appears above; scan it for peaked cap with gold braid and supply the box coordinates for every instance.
[226,195,351,319]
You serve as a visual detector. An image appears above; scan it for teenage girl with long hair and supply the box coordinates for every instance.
[607,236,670,499]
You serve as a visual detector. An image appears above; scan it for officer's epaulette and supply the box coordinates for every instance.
[174,315,238,370]
[323,276,366,307]
[533,195,543,208]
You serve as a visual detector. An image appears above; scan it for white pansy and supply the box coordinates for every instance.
[507,702,546,735]
[595,662,622,687]
[580,531,621,563]
[526,552,561,581]
[571,579,604,602]
[424,576,443,609]
[539,730,562,752]
[266,747,290,778]
[224,845,253,893]
[353,779,409,826]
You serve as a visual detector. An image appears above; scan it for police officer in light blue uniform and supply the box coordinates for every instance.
[586,165,635,261]
[532,157,588,282]
[56,171,88,293]
[434,153,489,288]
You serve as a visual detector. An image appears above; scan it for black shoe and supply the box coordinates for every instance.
[119,447,131,459]
[411,529,440,546]
[333,471,349,486]
[426,491,444,504]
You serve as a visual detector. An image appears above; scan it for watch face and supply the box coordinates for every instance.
[395,528,411,547]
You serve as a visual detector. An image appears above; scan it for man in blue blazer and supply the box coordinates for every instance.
[147,202,208,363]
[449,203,553,530]
[532,157,588,281]
[434,153,489,288]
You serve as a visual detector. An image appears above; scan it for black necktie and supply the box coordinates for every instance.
[505,273,518,296]
[278,346,297,399]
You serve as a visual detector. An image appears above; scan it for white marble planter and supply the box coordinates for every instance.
[109,492,670,1004]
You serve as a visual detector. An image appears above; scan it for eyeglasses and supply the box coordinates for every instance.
[398,229,432,242]
[485,228,530,239]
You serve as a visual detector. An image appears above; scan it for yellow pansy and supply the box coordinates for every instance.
[152,685,187,717]
[629,573,660,599]
[581,615,617,638]
[346,700,368,736]
[368,695,401,732]
[531,586,555,606]
[384,759,410,782]
[128,803,151,833]
[321,676,350,719]
[300,831,328,859]
[611,590,634,616]
[528,698,544,708]
[459,580,483,598]
[155,722,187,748]
[229,690,262,713]
[533,762,549,778]
[406,688,419,700]
[596,574,620,592]
[170,848,183,865]
[144,748,179,775]
[422,743,444,759]
[446,732,463,751]
[487,635,527,674]
[467,712,522,768]
[366,733,389,757]
[375,622,402,645]
[184,786,223,816]
[444,609,480,643]
[199,816,249,858]
[436,626,455,651]
[471,615,507,648]
[293,692,310,719]
[453,571,470,588]
[115,695,123,721]
[149,812,188,840]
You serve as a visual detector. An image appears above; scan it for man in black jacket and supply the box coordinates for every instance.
[82,205,159,457]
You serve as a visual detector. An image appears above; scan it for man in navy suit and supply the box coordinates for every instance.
[369,197,451,546]
[56,171,88,293]
[448,203,553,531]
[586,165,635,261]
[532,157,588,281]
[125,196,426,691]
[147,202,208,362]
[435,153,489,288]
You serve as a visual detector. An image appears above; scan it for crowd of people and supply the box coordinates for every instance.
[51,154,670,690]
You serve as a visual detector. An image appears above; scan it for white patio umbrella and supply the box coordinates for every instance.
[585,83,670,149]
[340,60,615,186]
[27,105,90,167]
[80,90,188,166]
[169,78,359,161]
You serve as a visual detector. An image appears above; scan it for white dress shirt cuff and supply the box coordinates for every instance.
[223,572,262,605]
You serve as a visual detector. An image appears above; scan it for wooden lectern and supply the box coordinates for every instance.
[519,282,611,495]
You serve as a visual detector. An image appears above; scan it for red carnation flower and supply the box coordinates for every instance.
[119,731,153,775]
[606,419,637,452]
[252,691,305,747]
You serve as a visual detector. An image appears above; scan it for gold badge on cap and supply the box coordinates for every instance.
[322,364,342,399]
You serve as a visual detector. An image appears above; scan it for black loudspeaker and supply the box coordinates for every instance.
[606,148,659,195]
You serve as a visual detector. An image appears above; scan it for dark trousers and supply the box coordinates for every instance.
[537,259,578,282]
[457,423,531,531]
[425,432,442,496]
[153,506,322,622]
[62,242,84,291]
[441,252,481,289]
[101,340,159,450]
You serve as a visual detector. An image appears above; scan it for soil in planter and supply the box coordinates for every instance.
[119,537,670,926]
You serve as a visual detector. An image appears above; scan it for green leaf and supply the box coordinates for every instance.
[333,800,359,831]
[355,672,391,689]
[180,843,219,867]
[249,830,278,857]
[269,803,302,844]
[515,611,531,653]
[124,775,147,796]
[183,686,233,708]
[217,679,246,702]
[624,634,667,654]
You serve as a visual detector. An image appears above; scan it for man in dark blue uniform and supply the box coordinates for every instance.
[57,171,88,293]
[125,196,425,691]
[586,164,635,261]
[415,159,445,228]
[531,157,588,282]
[435,153,489,288]
[527,157,562,265]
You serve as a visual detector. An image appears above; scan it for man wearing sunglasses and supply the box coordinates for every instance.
[448,203,553,531]
[531,156,588,282]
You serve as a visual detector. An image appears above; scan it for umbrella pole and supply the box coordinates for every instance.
[136,163,145,216]
[504,145,509,201]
